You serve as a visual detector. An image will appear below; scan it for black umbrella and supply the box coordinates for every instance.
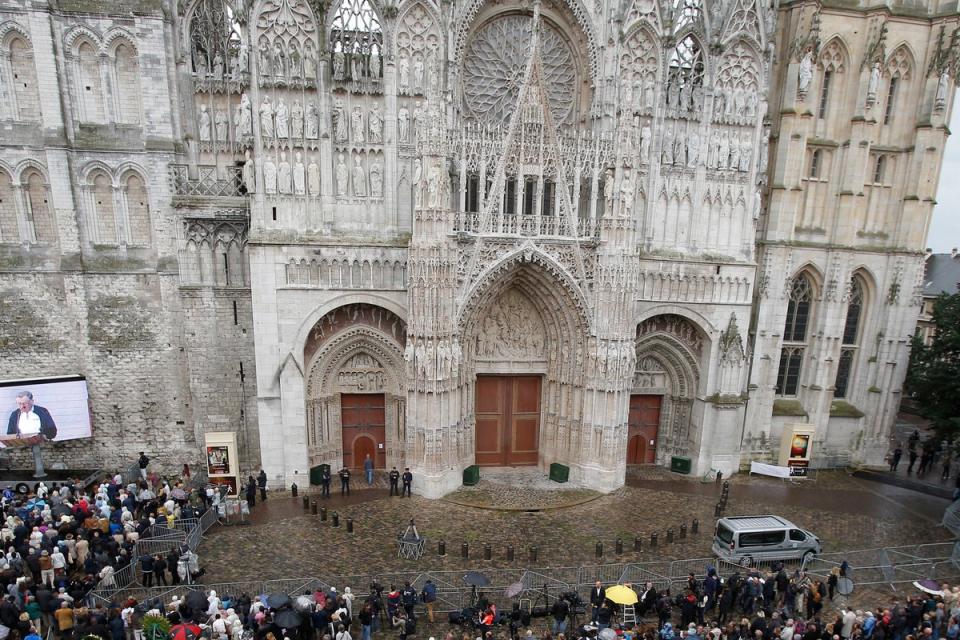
[463,571,490,587]
[184,591,208,611]
[274,610,304,629]
[267,593,293,609]
[51,505,71,519]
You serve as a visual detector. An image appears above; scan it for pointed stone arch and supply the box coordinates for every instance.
[303,303,407,471]
[819,36,848,73]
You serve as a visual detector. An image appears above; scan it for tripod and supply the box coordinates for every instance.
[532,583,551,611]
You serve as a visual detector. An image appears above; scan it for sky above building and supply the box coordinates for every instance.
[929,99,960,253]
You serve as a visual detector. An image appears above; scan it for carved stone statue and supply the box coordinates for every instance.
[273,40,286,78]
[640,122,651,161]
[729,134,740,170]
[798,50,814,97]
[413,102,424,141]
[335,154,348,196]
[291,101,304,140]
[242,150,255,193]
[369,161,383,197]
[867,61,881,105]
[352,155,366,197]
[304,46,316,80]
[398,107,410,143]
[619,167,634,216]
[753,187,762,219]
[351,106,365,143]
[369,103,383,144]
[263,156,277,194]
[644,78,655,112]
[215,110,227,143]
[413,158,423,207]
[718,131,729,169]
[739,138,752,172]
[413,55,424,92]
[398,54,410,92]
[426,44,439,94]
[759,134,769,173]
[708,130,720,168]
[258,40,271,78]
[235,93,252,137]
[935,70,949,111]
[369,51,381,80]
[306,101,319,139]
[332,99,347,143]
[198,105,211,142]
[212,52,223,80]
[293,152,306,195]
[713,90,726,121]
[351,52,363,81]
[275,99,289,139]
[333,50,345,81]
[427,160,442,208]
[662,128,674,165]
[307,157,320,196]
[674,134,685,167]
[603,167,615,206]
[259,98,274,138]
[278,151,292,194]
[289,46,302,79]
[688,131,700,167]
[237,44,248,77]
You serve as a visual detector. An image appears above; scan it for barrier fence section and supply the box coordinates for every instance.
[89,509,219,604]
[87,541,960,610]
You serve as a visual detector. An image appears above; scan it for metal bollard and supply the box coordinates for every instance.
[634,536,642,552]
[291,483,298,498]
[320,506,327,521]
[650,532,658,548]
[667,528,674,543]
[332,511,340,527]
[438,540,446,556]
[692,519,699,535]
[680,524,687,539]
[302,495,309,510]
[596,542,603,558]
[461,542,469,559]
[715,503,723,517]
[346,518,354,533]
[530,546,538,563]
[310,501,318,516]
[484,544,492,560]
[507,545,514,562]
[722,480,730,493]
[715,471,723,485]
[616,538,623,555]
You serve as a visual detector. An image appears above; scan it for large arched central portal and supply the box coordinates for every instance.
[459,251,590,470]
[303,303,407,472]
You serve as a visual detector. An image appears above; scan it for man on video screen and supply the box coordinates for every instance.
[7,390,57,439]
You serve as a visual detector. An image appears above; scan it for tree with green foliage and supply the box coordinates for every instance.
[906,292,960,441]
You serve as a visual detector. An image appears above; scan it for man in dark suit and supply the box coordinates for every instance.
[7,391,56,479]
[590,581,606,623]
[7,391,56,439]
[401,468,413,497]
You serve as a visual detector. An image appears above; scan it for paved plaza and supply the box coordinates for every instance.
[199,466,954,584]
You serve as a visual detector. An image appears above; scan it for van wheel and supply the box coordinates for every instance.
[739,555,753,567]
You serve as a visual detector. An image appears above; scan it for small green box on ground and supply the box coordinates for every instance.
[463,465,480,486]
[549,462,569,483]
[670,456,692,474]
[309,464,331,485]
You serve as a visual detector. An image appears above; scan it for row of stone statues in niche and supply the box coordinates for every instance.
[259,96,340,142]
[660,126,756,171]
[259,38,319,84]
[332,47,383,83]
[193,44,247,82]
[198,104,234,144]
[335,153,384,198]
[330,98,384,144]
[396,46,442,96]
[403,338,463,381]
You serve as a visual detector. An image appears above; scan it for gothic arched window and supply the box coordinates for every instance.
[330,0,382,80]
[91,171,118,244]
[776,273,815,396]
[123,173,151,246]
[23,170,54,243]
[667,35,705,116]
[76,40,105,122]
[0,170,18,242]
[835,276,865,398]
[6,36,40,121]
[674,0,703,32]
[112,43,141,124]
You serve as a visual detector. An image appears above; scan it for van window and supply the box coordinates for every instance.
[717,523,734,545]
[738,530,786,547]
[789,529,807,542]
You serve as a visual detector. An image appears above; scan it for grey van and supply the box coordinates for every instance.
[712,515,822,566]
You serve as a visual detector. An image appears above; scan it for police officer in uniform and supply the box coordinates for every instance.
[401,468,413,497]
[320,467,331,498]
[389,467,400,496]
[339,466,351,496]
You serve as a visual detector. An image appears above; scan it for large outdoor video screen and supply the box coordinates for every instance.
[0,376,93,445]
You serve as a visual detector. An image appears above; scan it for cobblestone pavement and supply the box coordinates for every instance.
[198,468,953,586]
[445,468,601,510]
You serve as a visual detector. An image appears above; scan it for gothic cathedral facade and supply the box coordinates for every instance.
[0,0,956,496]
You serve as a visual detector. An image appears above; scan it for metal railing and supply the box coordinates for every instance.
[87,541,960,609]
[453,211,599,240]
[170,164,245,197]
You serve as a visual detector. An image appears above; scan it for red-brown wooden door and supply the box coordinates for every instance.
[627,394,661,464]
[475,376,541,466]
[341,393,386,469]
